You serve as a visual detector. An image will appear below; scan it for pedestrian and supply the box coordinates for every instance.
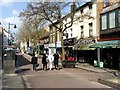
[42,54,47,71]
[15,54,17,68]
[48,53,54,70]
[53,52,59,70]
[31,54,38,71]
[15,54,18,73]
[35,52,38,61]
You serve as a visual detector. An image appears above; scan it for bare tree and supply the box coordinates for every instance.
[18,19,48,54]
[18,21,32,43]
[19,1,92,60]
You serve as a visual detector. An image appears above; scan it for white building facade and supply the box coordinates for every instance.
[62,1,98,63]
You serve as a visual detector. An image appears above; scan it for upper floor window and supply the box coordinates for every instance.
[118,10,120,26]
[70,28,72,37]
[89,23,93,37]
[52,34,55,43]
[109,11,115,28]
[80,9,83,14]
[104,0,109,7]
[89,4,93,16]
[80,26,84,38]
[50,35,53,43]
[100,8,120,31]
[89,4,92,10]
[101,14,107,30]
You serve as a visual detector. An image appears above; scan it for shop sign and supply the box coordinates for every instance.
[49,43,55,47]
[64,38,76,46]
[78,39,95,45]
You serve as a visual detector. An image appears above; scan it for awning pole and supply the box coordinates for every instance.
[97,48,100,66]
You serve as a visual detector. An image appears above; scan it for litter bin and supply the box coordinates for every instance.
[99,62,104,68]
[94,60,98,66]
[3,49,15,74]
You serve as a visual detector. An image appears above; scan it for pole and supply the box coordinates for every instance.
[8,23,10,45]
[97,48,100,67]
[7,23,17,45]
[55,28,57,53]
[0,27,3,70]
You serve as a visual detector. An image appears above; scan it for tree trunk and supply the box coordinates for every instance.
[38,44,40,55]
[60,31,65,60]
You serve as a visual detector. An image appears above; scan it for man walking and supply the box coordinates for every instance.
[42,54,47,71]
[53,52,59,70]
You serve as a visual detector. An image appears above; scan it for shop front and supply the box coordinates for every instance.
[73,38,97,65]
[49,42,61,55]
[90,40,120,70]
[63,37,77,60]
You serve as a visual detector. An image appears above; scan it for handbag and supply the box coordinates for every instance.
[36,64,39,67]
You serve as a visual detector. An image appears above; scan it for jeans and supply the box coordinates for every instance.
[33,64,37,70]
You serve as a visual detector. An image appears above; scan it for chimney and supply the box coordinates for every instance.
[71,2,76,13]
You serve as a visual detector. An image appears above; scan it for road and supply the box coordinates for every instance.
[16,53,112,88]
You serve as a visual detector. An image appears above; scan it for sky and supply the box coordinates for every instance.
[0,0,90,34]
[0,0,28,33]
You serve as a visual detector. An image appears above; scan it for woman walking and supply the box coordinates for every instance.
[31,54,38,71]
[48,53,54,70]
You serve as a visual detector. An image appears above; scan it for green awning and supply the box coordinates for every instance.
[73,44,96,50]
[89,40,120,48]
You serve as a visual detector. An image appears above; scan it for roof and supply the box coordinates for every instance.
[101,2,120,14]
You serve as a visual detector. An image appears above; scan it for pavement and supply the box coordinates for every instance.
[76,63,120,89]
[1,53,120,89]
[2,74,24,89]
[0,70,3,90]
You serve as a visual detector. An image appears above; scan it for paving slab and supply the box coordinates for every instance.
[2,74,24,88]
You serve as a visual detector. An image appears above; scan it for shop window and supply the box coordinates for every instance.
[101,14,107,30]
[109,11,115,28]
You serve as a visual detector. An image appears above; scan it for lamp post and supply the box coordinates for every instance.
[0,27,3,71]
[8,23,17,45]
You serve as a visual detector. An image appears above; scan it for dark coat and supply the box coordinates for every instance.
[54,53,59,64]
[15,54,17,67]
[42,55,47,65]
[31,56,37,64]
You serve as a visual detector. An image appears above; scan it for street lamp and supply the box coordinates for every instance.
[8,23,17,45]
